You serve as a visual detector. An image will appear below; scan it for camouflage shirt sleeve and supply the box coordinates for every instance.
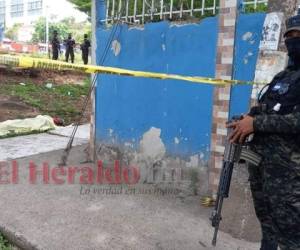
[248,106,260,117]
[253,112,300,133]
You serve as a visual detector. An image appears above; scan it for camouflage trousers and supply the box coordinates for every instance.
[248,161,300,250]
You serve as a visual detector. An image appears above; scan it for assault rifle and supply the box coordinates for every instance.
[210,116,262,246]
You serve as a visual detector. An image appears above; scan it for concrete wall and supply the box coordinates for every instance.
[95,19,218,161]
[230,13,266,117]
[93,1,266,193]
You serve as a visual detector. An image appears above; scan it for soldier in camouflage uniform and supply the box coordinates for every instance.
[228,13,300,250]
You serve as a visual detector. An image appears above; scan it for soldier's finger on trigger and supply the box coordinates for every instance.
[231,131,242,143]
[226,122,235,128]
[229,129,237,140]
[229,126,239,140]
[239,133,247,144]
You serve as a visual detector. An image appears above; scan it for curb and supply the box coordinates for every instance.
[0,225,40,250]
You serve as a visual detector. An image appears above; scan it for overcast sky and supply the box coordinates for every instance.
[46,0,88,22]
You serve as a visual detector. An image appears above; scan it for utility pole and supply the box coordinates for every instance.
[45,1,50,58]
[46,13,49,56]
[46,11,49,55]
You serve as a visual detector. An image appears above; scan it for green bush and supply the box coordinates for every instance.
[0,233,12,250]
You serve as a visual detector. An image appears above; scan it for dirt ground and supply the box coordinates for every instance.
[0,67,88,85]
[0,67,91,124]
[0,95,39,122]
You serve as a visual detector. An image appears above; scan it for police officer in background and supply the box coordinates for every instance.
[65,33,76,63]
[80,34,91,65]
[51,30,60,60]
[228,12,300,250]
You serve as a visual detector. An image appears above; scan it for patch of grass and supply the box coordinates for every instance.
[0,233,12,250]
[189,168,200,195]
[54,83,90,97]
[1,81,91,124]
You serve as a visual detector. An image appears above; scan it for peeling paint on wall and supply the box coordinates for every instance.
[242,32,253,41]
[186,155,199,168]
[243,51,254,64]
[111,40,121,56]
[95,13,266,195]
[95,18,218,159]
[170,22,200,28]
[124,142,134,148]
[140,127,166,160]
[252,51,288,99]
[128,26,145,31]
[242,32,256,45]
[95,142,209,196]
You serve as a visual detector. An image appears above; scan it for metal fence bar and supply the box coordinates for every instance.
[190,0,194,16]
[134,0,137,20]
[106,0,110,24]
[160,0,164,19]
[142,0,145,23]
[242,0,268,5]
[118,0,121,15]
[103,0,269,24]
[213,0,217,15]
[170,0,173,19]
[125,0,129,22]
[179,1,183,19]
[151,0,154,21]
[111,0,115,20]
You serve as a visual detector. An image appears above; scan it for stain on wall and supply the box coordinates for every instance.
[95,18,218,161]
[94,1,266,192]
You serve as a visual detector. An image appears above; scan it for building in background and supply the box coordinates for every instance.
[0,0,87,41]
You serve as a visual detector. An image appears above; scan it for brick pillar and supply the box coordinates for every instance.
[209,0,238,194]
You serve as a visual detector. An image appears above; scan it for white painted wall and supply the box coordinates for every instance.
[4,0,87,28]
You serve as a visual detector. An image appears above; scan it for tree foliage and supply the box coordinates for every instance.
[67,0,91,17]
[31,17,70,43]
[31,17,91,43]
[5,23,22,41]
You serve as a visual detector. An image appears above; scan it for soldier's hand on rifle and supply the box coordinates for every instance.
[227,115,254,144]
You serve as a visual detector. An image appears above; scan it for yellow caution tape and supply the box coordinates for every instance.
[201,196,216,207]
[0,55,255,86]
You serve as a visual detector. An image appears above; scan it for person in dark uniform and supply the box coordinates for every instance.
[65,33,75,63]
[51,30,60,60]
[80,34,91,65]
[228,13,300,250]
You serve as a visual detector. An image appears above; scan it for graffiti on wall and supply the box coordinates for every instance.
[259,12,283,50]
